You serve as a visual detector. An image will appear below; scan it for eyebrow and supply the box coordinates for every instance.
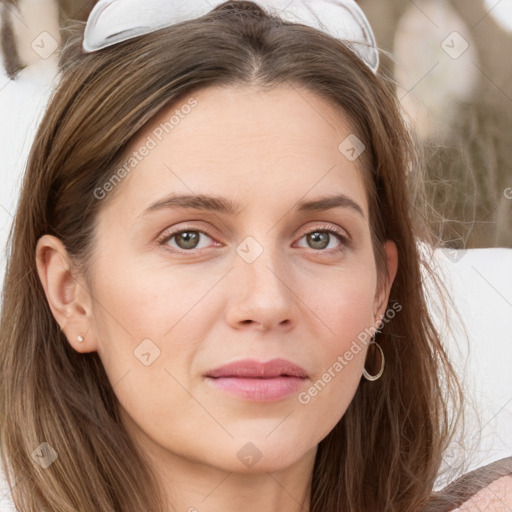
[138,192,365,219]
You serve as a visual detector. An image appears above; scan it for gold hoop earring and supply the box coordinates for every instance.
[362,339,384,381]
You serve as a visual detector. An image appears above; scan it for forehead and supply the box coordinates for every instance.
[142,83,360,149]
[104,84,370,219]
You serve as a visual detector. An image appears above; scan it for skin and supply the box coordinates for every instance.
[36,84,398,512]
[453,475,512,511]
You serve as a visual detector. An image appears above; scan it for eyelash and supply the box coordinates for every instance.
[156,224,351,255]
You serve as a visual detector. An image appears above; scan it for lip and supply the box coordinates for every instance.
[204,358,309,402]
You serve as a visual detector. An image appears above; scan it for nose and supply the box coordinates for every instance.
[224,242,299,332]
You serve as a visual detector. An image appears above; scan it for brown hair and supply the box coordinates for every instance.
[0,2,466,510]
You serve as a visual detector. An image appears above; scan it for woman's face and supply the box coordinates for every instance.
[46,84,397,474]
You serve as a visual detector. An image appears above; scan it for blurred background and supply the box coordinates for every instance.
[0,0,510,496]
[361,0,512,249]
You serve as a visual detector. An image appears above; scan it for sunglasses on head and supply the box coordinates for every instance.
[82,0,379,73]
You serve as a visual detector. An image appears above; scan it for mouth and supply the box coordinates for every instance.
[204,358,309,402]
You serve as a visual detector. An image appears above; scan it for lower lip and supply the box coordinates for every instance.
[204,376,307,402]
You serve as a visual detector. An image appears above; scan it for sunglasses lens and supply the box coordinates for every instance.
[82,0,378,72]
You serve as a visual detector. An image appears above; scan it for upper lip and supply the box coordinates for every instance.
[205,358,308,379]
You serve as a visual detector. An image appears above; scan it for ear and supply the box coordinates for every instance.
[35,234,98,353]
[373,240,398,324]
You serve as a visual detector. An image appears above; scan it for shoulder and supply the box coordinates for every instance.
[428,456,512,512]
[451,473,512,511]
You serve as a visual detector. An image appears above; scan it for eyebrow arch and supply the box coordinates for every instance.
[138,192,365,219]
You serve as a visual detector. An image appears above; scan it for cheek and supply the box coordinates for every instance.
[90,250,220,354]
[88,259,212,452]
[88,246,237,385]
[296,266,376,417]
[88,253,214,417]
[308,265,376,350]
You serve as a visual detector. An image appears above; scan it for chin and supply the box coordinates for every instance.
[202,436,317,475]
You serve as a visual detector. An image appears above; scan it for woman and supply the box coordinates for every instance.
[0,1,510,511]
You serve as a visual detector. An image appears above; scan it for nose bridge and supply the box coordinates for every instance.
[226,231,298,329]
[235,232,288,293]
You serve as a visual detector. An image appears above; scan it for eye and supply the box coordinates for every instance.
[158,228,219,253]
[157,224,351,255]
[295,226,350,253]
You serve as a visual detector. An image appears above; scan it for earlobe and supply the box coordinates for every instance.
[35,234,97,353]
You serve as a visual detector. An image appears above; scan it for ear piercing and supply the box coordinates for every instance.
[362,324,384,381]
[362,337,385,381]
[77,335,84,343]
